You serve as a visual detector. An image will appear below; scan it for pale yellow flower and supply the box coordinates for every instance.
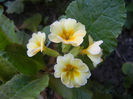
[27,32,46,57]
[54,53,91,88]
[81,35,103,67]
[48,18,86,46]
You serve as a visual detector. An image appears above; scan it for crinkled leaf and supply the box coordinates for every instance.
[2,44,44,75]
[4,0,24,14]
[0,74,49,99]
[66,0,126,57]
[0,15,20,45]
[21,13,42,32]
[0,52,17,82]
[16,30,31,45]
[0,28,11,50]
[0,14,32,49]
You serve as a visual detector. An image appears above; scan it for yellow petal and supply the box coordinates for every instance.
[54,53,91,88]
[63,18,77,32]
[50,21,63,35]
[88,40,103,55]
[26,32,46,57]
[87,52,103,67]
[71,59,89,72]
[88,35,94,45]
[75,72,90,85]
[27,47,41,57]
[61,72,74,88]
[49,18,86,46]
[48,34,61,43]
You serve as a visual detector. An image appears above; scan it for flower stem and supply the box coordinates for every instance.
[70,46,83,57]
[43,47,59,57]
[62,43,71,53]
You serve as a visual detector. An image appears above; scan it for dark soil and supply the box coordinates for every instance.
[93,27,133,96]
[1,0,133,98]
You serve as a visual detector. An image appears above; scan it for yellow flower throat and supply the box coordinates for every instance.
[63,64,80,80]
[60,29,75,41]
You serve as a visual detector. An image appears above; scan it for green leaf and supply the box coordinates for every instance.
[125,11,133,29]
[49,76,93,99]
[92,93,112,99]
[0,28,11,50]
[0,15,20,45]
[0,0,5,2]
[0,52,17,82]
[66,0,126,57]
[70,46,83,57]
[0,5,3,15]
[123,76,133,89]
[2,44,44,75]
[29,0,42,3]
[21,13,42,32]
[0,14,31,49]
[126,2,133,12]
[122,62,133,78]
[0,74,49,99]
[4,0,24,14]
[41,25,50,42]
[16,30,31,45]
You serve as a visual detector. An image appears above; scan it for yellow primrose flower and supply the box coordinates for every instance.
[54,53,91,88]
[48,18,86,46]
[81,35,103,67]
[27,32,46,57]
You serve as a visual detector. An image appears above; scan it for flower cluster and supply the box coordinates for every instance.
[26,18,103,88]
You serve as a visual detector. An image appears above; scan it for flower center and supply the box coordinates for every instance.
[63,64,80,80]
[37,41,41,46]
[60,29,75,41]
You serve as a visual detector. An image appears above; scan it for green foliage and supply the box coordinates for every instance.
[4,0,24,14]
[0,52,17,82]
[41,25,50,42]
[0,0,5,2]
[2,44,44,75]
[125,1,133,29]
[16,30,30,45]
[0,5,3,15]
[0,0,128,98]
[21,13,42,32]
[66,0,126,57]
[50,76,112,99]
[49,76,93,99]
[70,46,83,57]
[122,62,133,89]
[123,76,133,89]
[126,2,133,12]
[0,28,11,50]
[0,74,49,99]
[122,62,133,78]
[0,14,45,75]
[0,14,31,47]
[0,15,20,45]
